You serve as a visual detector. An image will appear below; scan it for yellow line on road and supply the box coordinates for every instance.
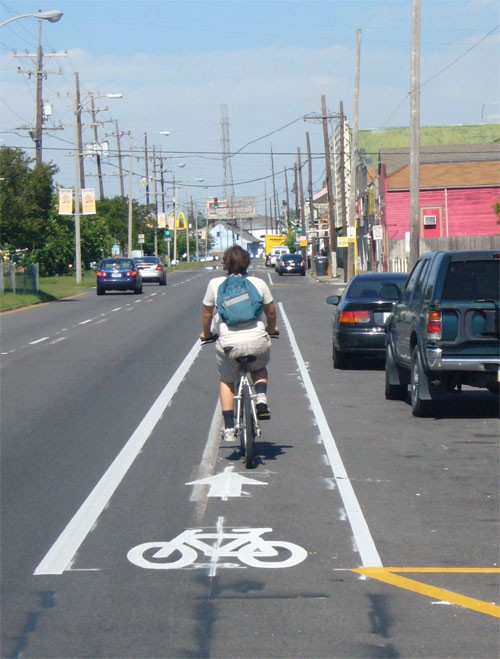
[352,567,500,618]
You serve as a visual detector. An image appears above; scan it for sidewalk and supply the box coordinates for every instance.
[310,266,347,295]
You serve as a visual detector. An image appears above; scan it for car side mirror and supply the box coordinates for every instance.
[380,284,401,301]
[326,294,340,305]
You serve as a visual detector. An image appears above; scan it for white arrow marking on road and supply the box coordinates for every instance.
[187,466,266,500]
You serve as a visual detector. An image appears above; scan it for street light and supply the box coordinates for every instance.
[0,9,63,28]
[74,89,122,283]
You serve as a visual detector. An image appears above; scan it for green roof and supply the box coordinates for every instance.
[359,124,500,163]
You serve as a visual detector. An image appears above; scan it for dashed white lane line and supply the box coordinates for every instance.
[278,301,383,569]
[29,337,49,345]
[79,319,93,325]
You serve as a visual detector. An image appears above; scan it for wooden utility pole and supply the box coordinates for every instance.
[297,147,306,264]
[14,22,66,165]
[75,73,85,190]
[89,94,105,199]
[338,101,347,262]
[347,29,361,281]
[271,148,278,233]
[409,0,421,269]
[144,133,150,207]
[284,166,290,229]
[306,131,317,275]
[115,120,125,197]
[321,94,337,277]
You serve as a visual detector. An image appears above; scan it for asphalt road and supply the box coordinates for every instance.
[1,265,499,659]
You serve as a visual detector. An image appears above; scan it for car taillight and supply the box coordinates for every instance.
[339,310,371,324]
[127,270,138,276]
[155,264,163,271]
[427,310,442,339]
[96,270,106,277]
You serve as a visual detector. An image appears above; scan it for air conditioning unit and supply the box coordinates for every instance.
[423,215,437,227]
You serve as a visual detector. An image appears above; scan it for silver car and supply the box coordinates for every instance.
[134,256,167,285]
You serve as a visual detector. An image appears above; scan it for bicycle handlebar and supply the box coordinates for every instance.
[201,330,279,345]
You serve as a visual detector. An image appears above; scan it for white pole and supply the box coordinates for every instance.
[128,137,133,257]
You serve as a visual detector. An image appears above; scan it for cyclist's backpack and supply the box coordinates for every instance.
[217,275,264,327]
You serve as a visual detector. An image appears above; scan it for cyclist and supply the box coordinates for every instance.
[200,245,278,442]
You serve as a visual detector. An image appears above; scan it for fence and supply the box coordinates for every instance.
[0,263,39,294]
[387,235,500,273]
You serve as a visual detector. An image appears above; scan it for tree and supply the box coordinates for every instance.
[0,146,58,256]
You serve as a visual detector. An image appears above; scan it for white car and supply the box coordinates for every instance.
[134,256,167,285]
[267,247,290,267]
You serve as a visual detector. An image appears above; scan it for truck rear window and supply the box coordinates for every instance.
[442,261,499,301]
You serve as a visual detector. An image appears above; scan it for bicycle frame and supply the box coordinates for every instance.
[234,369,262,441]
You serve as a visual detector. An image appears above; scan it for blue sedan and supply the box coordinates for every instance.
[96,258,143,295]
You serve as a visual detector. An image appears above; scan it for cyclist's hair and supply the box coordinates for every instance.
[223,245,251,275]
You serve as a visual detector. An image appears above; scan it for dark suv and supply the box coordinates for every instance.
[384,250,499,416]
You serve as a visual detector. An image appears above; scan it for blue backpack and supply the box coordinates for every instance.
[217,275,264,327]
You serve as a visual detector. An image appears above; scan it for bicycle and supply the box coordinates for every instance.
[201,332,279,469]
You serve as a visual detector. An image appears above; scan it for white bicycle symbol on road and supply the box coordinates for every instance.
[127,525,308,571]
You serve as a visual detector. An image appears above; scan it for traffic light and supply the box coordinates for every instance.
[295,224,302,234]
[213,197,219,209]
[164,230,170,237]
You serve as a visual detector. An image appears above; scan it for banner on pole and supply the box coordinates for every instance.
[58,189,73,215]
[81,189,96,215]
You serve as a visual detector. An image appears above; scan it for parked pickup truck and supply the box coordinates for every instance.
[384,250,499,416]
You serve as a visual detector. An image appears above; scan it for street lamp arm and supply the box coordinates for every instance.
[0,10,63,28]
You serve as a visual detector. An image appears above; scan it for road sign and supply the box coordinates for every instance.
[337,236,349,248]
[138,233,145,244]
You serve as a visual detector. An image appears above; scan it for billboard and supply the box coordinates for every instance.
[206,197,257,220]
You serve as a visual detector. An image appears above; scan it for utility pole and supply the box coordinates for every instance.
[297,148,306,265]
[306,131,317,275]
[75,73,85,189]
[144,133,150,207]
[409,0,421,269]
[339,101,348,282]
[106,120,126,196]
[321,94,337,277]
[347,29,362,281]
[89,93,105,199]
[271,148,278,233]
[127,137,134,257]
[152,145,158,255]
[284,167,290,229]
[14,20,66,165]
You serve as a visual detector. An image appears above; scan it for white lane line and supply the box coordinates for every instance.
[34,338,203,576]
[50,337,67,345]
[111,307,122,312]
[79,319,93,325]
[278,302,383,568]
[267,272,273,286]
[29,337,49,345]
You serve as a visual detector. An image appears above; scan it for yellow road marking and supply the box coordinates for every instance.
[352,567,500,618]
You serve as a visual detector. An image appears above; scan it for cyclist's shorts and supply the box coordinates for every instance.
[216,335,271,382]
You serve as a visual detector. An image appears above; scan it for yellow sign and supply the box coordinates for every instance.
[167,211,186,229]
[299,238,307,247]
[337,236,349,248]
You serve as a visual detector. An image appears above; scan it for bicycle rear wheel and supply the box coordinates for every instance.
[241,383,255,468]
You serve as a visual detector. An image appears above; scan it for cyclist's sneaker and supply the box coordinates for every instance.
[255,393,271,419]
[221,427,236,442]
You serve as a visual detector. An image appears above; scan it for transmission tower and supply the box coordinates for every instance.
[220,104,235,202]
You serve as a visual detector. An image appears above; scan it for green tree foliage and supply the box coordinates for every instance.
[0,146,58,255]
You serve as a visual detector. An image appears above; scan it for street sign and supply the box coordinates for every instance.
[138,233,145,244]
[372,224,383,241]
[337,236,349,248]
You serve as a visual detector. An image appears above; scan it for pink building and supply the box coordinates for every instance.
[378,145,499,251]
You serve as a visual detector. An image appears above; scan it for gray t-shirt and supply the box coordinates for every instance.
[203,275,273,342]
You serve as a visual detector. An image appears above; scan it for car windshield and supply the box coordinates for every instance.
[346,276,408,299]
[285,254,302,261]
[100,259,134,270]
[136,257,160,264]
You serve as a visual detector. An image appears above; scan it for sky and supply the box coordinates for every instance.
[1,0,499,216]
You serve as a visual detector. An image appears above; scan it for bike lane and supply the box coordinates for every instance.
[22,273,499,659]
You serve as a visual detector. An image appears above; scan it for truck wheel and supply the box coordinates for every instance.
[410,346,436,417]
[385,343,407,400]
